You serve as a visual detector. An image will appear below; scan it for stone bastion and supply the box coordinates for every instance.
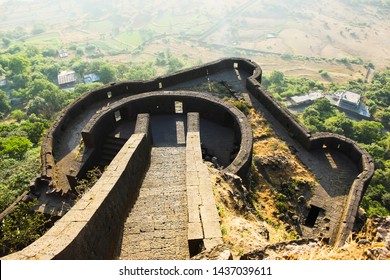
[1,57,374,259]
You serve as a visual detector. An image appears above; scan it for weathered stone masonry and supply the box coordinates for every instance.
[1,58,374,259]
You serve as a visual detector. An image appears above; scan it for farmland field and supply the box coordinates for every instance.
[0,0,389,82]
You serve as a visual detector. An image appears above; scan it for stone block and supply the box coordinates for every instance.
[186,171,200,185]
[200,205,220,222]
[186,162,198,172]
[199,173,212,185]
[188,222,204,240]
[202,221,222,239]
[203,238,224,250]
[200,189,216,206]
[186,152,195,164]
[59,209,94,223]
[187,191,201,208]
[196,161,208,172]
[44,221,72,237]
[188,206,201,223]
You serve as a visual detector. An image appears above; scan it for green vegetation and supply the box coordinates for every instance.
[0,200,51,256]
[155,50,185,74]
[263,70,390,216]
[231,100,250,115]
[75,167,103,198]
[319,70,330,80]
[262,71,324,100]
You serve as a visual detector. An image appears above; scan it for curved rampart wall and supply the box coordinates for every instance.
[38,57,374,248]
[81,91,253,179]
[308,133,375,245]
[41,58,253,186]
[2,114,152,260]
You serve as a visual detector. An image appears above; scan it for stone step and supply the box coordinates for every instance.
[106,137,128,145]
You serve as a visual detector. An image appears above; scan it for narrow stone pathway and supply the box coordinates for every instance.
[118,143,189,259]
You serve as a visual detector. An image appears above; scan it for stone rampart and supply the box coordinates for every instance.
[308,133,375,245]
[2,114,152,259]
[78,91,253,181]
[34,57,374,248]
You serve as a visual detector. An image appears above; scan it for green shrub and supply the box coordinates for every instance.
[231,100,250,115]
[0,200,50,256]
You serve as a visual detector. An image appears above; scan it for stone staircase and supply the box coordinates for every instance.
[100,137,128,167]
[119,146,189,260]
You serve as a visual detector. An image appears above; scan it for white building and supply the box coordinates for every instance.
[289,90,324,107]
[58,70,76,86]
[339,90,361,108]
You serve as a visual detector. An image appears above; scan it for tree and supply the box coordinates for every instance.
[126,62,157,80]
[382,193,390,210]
[324,114,354,138]
[31,24,45,35]
[380,109,390,127]
[11,73,30,90]
[0,90,10,115]
[0,136,32,160]
[10,110,25,122]
[72,83,103,97]
[27,79,58,98]
[353,120,384,144]
[8,55,30,75]
[2,37,11,48]
[313,98,334,117]
[166,57,184,73]
[72,60,89,76]
[320,70,330,80]
[41,48,57,57]
[34,59,61,82]
[98,64,116,84]
[26,96,46,117]
[25,46,40,58]
[35,89,66,120]
[268,71,285,85]
[116,64,130,80]
[0,200,50,256]
[7,45,23,55]
[19,121,45,144]
[76,48,84,56]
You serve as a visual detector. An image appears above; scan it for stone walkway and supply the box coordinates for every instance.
[118,116,190,260]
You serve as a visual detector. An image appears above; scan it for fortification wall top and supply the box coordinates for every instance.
[34,57,375,249]
[80,90,253,178]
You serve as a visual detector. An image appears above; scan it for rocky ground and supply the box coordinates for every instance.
[239,215,390,260]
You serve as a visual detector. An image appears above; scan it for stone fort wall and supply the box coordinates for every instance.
[39,58,256,189]
[2,58,374,259]
[80,91,253,180]
[40,58,375,247]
